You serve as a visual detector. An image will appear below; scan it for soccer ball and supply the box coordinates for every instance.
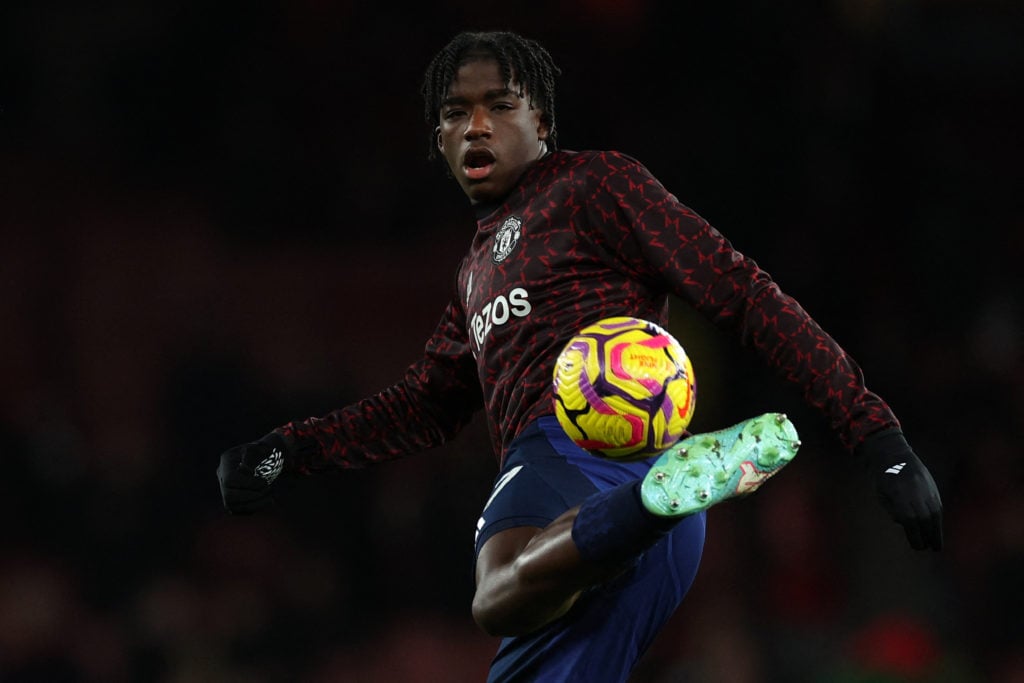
[552,317,696,460]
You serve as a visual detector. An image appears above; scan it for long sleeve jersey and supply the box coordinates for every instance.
[280,150,898,471]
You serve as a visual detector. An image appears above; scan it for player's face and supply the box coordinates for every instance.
[436,57,549,204]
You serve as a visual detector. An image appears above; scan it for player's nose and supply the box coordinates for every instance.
[465,106,493,139]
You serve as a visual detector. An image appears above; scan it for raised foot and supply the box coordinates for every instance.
[641,412,800,517]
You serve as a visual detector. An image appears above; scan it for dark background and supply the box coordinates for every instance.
[1,1,1021,681]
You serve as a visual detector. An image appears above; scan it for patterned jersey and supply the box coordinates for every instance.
[280,150,898,471]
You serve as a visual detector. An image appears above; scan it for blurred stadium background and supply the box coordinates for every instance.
[1,0,1021,681]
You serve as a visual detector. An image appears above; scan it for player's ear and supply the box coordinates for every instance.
[537,113,551,142]
[435,126,444,152]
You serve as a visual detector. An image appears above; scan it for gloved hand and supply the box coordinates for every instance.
[216,432,291,514]
[858,430,943,551]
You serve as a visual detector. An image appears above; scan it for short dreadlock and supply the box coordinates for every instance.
[420,31,561,161]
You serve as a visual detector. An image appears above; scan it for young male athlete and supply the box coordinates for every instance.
[217,31,943,682]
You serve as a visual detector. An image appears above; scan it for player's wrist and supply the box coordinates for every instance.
[270,425,320,475]
[856,428,913,470]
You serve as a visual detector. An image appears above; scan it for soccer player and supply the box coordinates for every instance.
[217,31,943,682]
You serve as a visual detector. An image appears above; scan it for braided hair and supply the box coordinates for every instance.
[421,31,561,160]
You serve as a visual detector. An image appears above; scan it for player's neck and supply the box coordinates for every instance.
[470,151,556,220]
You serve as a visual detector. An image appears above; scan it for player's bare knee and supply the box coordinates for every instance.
[471,590,504,637]
[471,567,578,637]
[472,579,533,637]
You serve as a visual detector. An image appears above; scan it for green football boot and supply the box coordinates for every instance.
[641,413,800,517]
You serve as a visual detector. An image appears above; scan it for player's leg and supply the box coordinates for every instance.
[473,413,800,638]
[484,513,707,683]
[571,412,799,569]
[472,419,655,637]
[474,504,662,637]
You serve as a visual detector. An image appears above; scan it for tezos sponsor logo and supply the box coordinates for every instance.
[470,288,531,349]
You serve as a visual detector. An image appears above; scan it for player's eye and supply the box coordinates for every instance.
[444,109,466,120]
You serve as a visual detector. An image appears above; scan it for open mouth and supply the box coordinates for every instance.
[463,147,496,180]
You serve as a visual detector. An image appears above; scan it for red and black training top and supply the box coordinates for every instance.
[280,150,898,471]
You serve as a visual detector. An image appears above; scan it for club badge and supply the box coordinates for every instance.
[492,215,523,264]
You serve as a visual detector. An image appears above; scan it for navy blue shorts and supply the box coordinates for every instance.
[475,417,706,683]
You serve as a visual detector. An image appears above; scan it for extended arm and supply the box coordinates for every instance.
[586,153,942,549]
[216,300,483,513]
[280,300,482,473]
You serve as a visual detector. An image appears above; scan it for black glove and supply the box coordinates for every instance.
[858,430,943,551]
[216,432,291,514]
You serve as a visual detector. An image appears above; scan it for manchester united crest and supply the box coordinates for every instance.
[492,215,523,264]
